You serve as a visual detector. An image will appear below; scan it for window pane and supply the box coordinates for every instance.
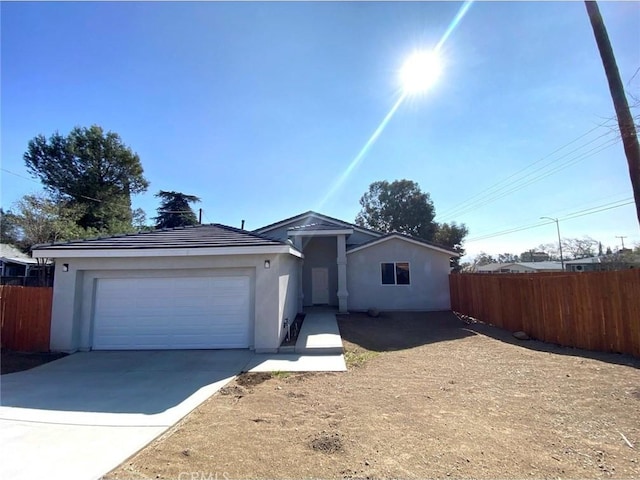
[381,263,395,284]
[396,262,410,285]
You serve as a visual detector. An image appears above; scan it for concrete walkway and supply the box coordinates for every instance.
[295,309,344,355]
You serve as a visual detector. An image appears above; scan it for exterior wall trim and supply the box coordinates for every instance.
[347,234,457,257]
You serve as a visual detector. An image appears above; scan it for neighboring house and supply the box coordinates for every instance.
[564,257,602,272]
[32,211,457,353]
[476,261,564,273]
[0,243,39,280]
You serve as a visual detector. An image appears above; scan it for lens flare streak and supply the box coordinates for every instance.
[435,1,474,53]
[318,92,407,210]
[317,1,474,210]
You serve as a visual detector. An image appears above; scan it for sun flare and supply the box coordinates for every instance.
[400,50,442,94]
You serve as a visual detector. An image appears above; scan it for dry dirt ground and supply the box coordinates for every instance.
[106,311,640,480]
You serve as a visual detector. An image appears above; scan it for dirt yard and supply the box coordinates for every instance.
[106,311,640,479]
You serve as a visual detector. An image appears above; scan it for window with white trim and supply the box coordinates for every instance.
[381,262,410,285]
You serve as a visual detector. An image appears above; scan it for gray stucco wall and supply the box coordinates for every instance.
[302,237,338,306]
[278,253,300,345]
[347,238,452,311]
[49,253,297,353]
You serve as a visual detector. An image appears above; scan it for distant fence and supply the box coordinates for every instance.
[449,270,640,357]
[1,276,54,287]
[0,286,53,352]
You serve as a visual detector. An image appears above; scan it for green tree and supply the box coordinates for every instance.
[0,208,21,247]
[153,191,201,229]
[355,180,469,261]
[24,125,149,233]
[10,193,98,250]
[433,222,469,271]
[355,180,436,240]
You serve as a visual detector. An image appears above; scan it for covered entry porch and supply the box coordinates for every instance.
[289,225,351,313]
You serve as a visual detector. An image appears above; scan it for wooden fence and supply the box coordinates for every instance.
[449,270,640,357]
[0,286,53,352]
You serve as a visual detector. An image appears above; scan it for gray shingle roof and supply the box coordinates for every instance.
[33,224,289,251]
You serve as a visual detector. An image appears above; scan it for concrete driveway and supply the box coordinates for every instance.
[0,350,253,480]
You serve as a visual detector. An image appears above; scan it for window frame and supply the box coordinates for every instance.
[380,261,411,286]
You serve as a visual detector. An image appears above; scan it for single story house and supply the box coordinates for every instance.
[1,243,39,278]
[476,261,564,273]
[32,211,457,353]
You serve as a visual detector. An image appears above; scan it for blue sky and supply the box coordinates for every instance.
[2,1,639,259]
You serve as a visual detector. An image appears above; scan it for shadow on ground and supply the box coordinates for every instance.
[338,310,477,351]
[339,310,640,369]
[459,313,640,369]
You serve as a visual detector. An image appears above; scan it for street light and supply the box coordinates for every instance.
[540,217,564,270]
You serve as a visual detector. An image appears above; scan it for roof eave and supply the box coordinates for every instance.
[254,211,382,238]
[32,245,303,259]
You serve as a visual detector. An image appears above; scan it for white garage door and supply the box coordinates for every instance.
[93,275,251,350]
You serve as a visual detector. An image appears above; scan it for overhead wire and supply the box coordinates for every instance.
[1,168,103,203]
[438,135,622,221]
[465,198,635,242]
[435,119,620,221]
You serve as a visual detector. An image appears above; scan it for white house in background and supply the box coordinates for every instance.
[32,211,458,353]
[0,243,39,278]
[476,261,564,273]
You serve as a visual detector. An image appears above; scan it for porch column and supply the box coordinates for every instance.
[293,236,304,313]
[336,234,348,313]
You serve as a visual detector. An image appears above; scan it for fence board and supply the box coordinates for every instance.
[449,270,640,358]
[0,286,53,352]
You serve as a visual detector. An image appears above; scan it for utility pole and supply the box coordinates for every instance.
[615,235,627,250]
[198,208,202,225]
[541,217,565,270]
[585,1,640,227]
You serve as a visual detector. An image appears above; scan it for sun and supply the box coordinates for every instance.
[400,50,443,95]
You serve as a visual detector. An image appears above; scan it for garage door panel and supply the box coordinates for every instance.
[93,275,251,350]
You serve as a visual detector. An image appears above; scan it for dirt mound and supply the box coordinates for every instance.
[309,431,344,454]
[235,372,272,387]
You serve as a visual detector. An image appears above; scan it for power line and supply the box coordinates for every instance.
[436,120,618,220]
[438,135,621,221]
[468,192,632,238]
[466,198,635,242]
[1,168,103,203]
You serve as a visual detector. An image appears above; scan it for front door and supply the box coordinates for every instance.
[311,267,329,304]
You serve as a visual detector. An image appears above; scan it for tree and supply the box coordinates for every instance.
[355,180,436,240]
[498,253,520,263]
[0,208,21,247]
[24,125,149,233]
[355,179,469,268]
[153,191,201,229]
[10,193,98,250]
[562,236,599,259]
[433,222,469,271]
[461,252,496,272]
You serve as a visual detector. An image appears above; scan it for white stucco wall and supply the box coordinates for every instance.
[49,253,297,353]
[347,238,452,311]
